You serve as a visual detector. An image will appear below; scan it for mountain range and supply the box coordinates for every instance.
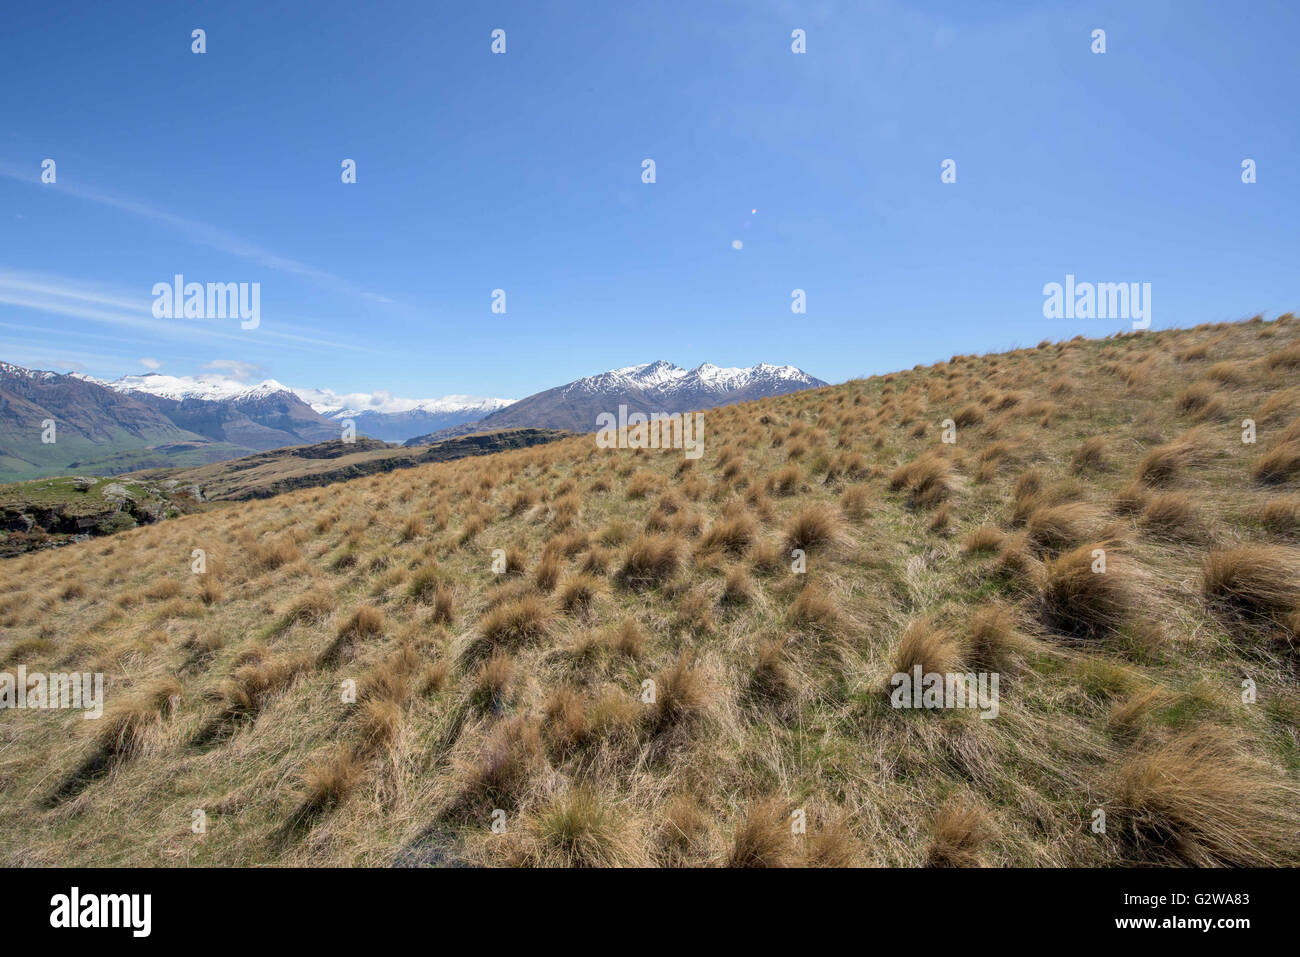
[0,359,825,481]
[404,361,827,444]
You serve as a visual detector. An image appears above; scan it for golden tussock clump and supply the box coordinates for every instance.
[1111,728,1300,866]
[839,483,871,520]
[962,525,1004,555]
[698,513,756,556]
[605,616,646,659]
[647,651,711,735]
[455,717,544,814]
[513,787,648,867]
[725,798,800,868]
[1138,491,1201,539]
[218,653,307,715]
[94,677,181,762]
[533,551,562,592]
[1259,494,1300,536]
[320,605,385,663]
[966,601,1022,672]
[787,583,840,634]
[1025,502,1109,552]
[1201,545,1300,624]
[721,565,755,605]
[747,638,796,707]
[1071,436,1108,471]
[1113,481,1149,516]
[887,450,954,508]
[285,586,335,623]
[1137,430,1209,485]
[557,573,601,615]
[1038,542,1141,639]
[617,535,680,588]
[887,617,963,684]
[1252,438,1300,485]
[474,594,552,656]
[1262,341,1300,371]
[472,651,514,712]
[782,503,845,553]
[924,797,994,867]
[295,745,361,820]
[542,686,589,754]
[251,537,301,571]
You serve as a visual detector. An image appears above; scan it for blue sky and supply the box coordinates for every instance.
[1,0,1296,400]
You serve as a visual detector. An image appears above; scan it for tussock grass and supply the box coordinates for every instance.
[1202,545,1300,625]
[5,316,1300,868]
[783,504,845,553]
[1112,728,1300,866]
[1039,542,1142,640]
[1137,430,1209,485]
[925,797,993,868]
[888,450,954,508]
[617,535,680,588]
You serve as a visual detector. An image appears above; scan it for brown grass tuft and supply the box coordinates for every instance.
[925,797,994,867]
[618,535,680,588]
[1039,542,1141,639]
[1112,729,1300,866]
[1201,545,1300,624]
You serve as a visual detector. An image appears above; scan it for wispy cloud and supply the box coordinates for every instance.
[204,359,264,382]
[0,161,399,307]
[0,269,384,355]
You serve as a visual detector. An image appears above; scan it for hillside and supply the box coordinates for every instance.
[1,316,1298,868]
[125,429,571,502]
[0,362,210,481]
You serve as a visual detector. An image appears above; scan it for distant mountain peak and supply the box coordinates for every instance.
[74,372,296,404]
[409,358,826,444]
[0,360,59,381]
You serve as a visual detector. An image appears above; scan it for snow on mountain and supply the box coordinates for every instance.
[561,360,818,399]
[74,372,295,404]
[296,387,515,419]
[1,361,60,381]
[407,359,826,444]
[74,373,515,418]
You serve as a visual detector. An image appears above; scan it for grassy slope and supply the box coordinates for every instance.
[1,316,1298,867]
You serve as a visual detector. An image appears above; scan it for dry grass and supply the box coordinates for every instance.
[3,316,1300,868]
[1202,545,1300,624]
[1039,542,1141,640]
[888,617,963,680]
[1137,431,1208,485]
[617,535,680,588]
[783,504,845,553]
[1112,729,1300,865]
[726,798,800,867]
[924,797,994,867]
[888,450,954,508]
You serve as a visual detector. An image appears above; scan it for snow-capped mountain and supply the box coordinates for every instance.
[2,356,822,477]
[76,372,297,404]
[406,360,826,444]
[296,388,515,443]
[567,360,819,400]
[75,373,516,445]
[300,389,513,419]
